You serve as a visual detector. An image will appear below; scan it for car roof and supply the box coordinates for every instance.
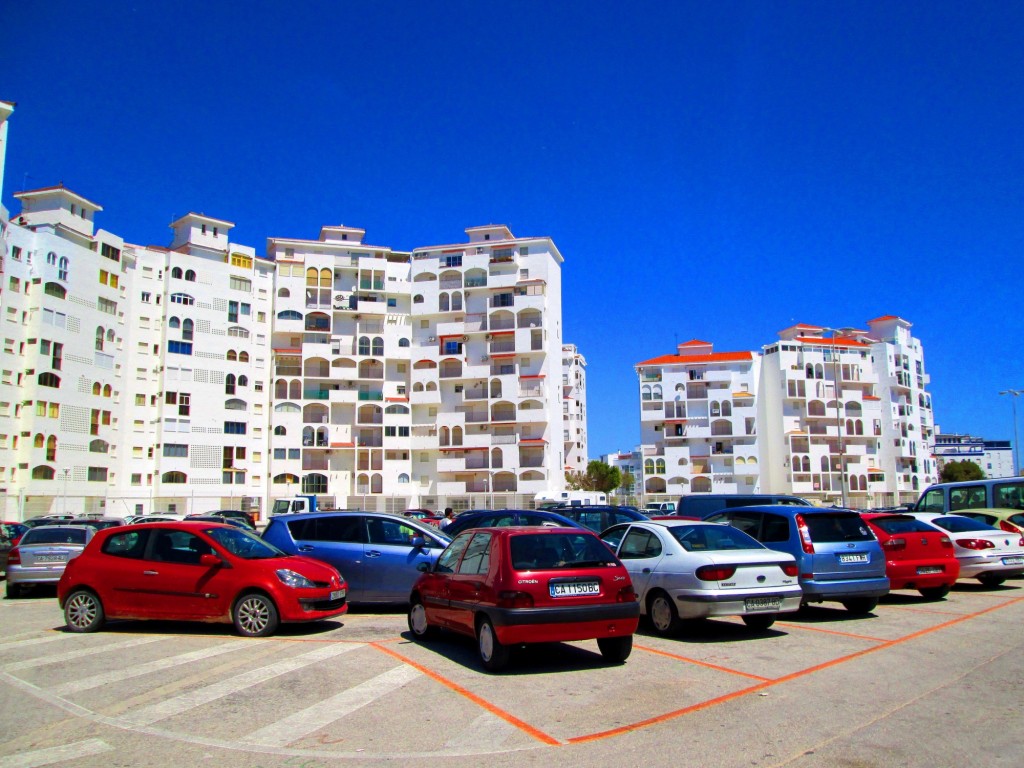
[457,525,590,536]
[707,505,858,516]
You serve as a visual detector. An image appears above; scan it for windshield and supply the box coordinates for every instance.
[803,513,874,542]
[204,527,284,559]
[930,516,997,534]
[669,523,765,551]
[22,527,87,546]
[510,532,619,570]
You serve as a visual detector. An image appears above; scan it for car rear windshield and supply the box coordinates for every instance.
[669,524,765,551]
[22,528,87,546]
[204,527,284,559]
[870,516,937,535]
[931,516,996,533]
[803,513,874,542]
[510,532,619,570]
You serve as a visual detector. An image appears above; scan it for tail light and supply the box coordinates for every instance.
[956,538,995,550]
[6,547,19,566]
[795,514,815,554]
[940,536,953,548]
[616,585,638,603]
[998,521,1018,533]
[781,563,799,577]
[1019,536,1024,547]
[696,565,736,581]
[497,591,534,609]
[882,538,906,551]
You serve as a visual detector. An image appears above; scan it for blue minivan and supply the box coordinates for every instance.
[703,506,889,614]
[262,511,451,604]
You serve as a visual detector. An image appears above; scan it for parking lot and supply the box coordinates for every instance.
[1,584,1023,768]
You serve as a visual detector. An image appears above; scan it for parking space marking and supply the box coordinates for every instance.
[3,636,165,671]
[633,644,771,681]
[241,664,421,747]
[0,738,113,768]
[51,639,261,696]
[880,603,962,616]
[0,633,77,653]
[372,642,561,746]
[443,712,518,750]
[119,642,364,727]
[772,623,887,642]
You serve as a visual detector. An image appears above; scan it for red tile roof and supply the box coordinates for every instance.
[794,336,869,348]
[636,351,753,366]
[678,339,712,347]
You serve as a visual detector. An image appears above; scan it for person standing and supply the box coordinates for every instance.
[439,508,455,530]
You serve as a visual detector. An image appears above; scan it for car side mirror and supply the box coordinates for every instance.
[199,553,223,567]
[410,535,426,548]
[416,561,431,572]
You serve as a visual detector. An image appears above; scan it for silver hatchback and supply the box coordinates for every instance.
[5,525,93,598]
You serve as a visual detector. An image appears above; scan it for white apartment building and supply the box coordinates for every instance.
[636,318,937,508]
[562,344,588,474]
[933,433,1015,479]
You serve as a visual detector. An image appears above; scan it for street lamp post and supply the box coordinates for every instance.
[62,468,70,516]
[1000,389,1022,476]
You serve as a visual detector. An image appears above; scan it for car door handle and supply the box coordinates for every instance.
[143,570,159,576]
[298,545,314,552]
[642,568,652,573]
[365,550,382,558]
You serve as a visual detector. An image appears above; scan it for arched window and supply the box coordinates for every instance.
[277,288,290,298]
[238,375,248,387]
[319,268,331,287]
[277,310,302,321]
[226,373,236,395]
[225,398,247,410]
[306,267,319,286]
[182,319,194,340]
[103,384,112,397]
[274,403,300,413]
[171,267,183,279]
[92,382,101,396]
[170,293,194,305]
[398,473,410,483]
[46,435,57,462]
[32,466,55,480]
[239,351,250,363]
[226,350,238,362]
[272,473,300,485]
[38,372,61,388]
[274,426,287,436]
[413,294,424,304]
[358,336,371,355]
[95,327,105,351]
[44,282,67,299]
[721,401,732,417]
[398,338,410,347]
[644,458,655,474]
[161,471,187,484]
[371,337,384,356]
[655,458,666,474]
[169,317,181,330]
[89,439,109,453]
[47,251,57,265]
[33,433,45,448]
[58,257,69,281]
[106,329,115,344]
[439,293,450,312]
[228,326,249,338]
[184,269,196,282]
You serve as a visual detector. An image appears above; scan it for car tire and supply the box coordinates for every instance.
[407,598,436,641]
[597,635,633,663]
[233,592,280,637]
[841,597,878,615]
[978,574,1006,587]
[5,581,21,599]
[918,585,951,600]
[647,591,680,636]
[64,589,105,633]
[476,616,509,672]
[742,613,777,631]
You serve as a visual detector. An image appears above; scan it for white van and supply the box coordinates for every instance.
[535,491,608,509]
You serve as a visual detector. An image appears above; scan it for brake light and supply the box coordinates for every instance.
[7,547,19,566]
[883,537,906,551]
[956,538,995,550]
[795,514,815,555]
[616,585,638,603]
[999,521,1018,533]
[781,563,799,577]
[497,591,534,609]
[695,565,736,581]
[940,536,953,548]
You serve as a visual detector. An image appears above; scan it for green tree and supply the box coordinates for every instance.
[565,461,622,493]
[939,460,985,482]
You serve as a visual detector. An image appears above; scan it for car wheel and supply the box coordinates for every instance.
[978,574,1006,587]
[5,581,21,599]
[918,585,951,600]
[840,597,878,615]
[742,613,776,631]
[597,635,633,663]
[233,593,280,637]
[64,589,105,633]
[407,599,436,641]
[648,591,680,636]
[476,617,509,672]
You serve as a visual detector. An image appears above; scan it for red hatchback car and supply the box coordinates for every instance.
[861,513,960,599]
[408,526,640,671]
[57,522,348,637]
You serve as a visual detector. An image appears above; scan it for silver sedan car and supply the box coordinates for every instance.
[600,520,803,634]
[5,525,94,598]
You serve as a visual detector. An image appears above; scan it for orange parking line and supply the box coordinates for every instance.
[570,595,1024,744]
[634,644,770,682]
[370,642,561,746]
[773,623,887,642]
[882,604,963,617]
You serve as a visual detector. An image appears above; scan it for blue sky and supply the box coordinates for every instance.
[3,1,1023,460]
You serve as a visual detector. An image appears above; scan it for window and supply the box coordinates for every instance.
[87,467,108,482]
[44,282,67,299]
[99,270,119,288]
[58,257,69,281]
[98,297,117,315]
[168,341,193,355]
[161,471,187,484]
[230,276,252,291]
[141,292,151,303]
[184,270,196,282]
[163,444,188,457]
[224,421,247,434]
[100,243,121,262]
[38,372,60,388]
[170,293,194,305]
[181,319,194,341]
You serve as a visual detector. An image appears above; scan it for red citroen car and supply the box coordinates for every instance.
[860,513,959,599]
[408,526,640,671]
[58,521,348,637]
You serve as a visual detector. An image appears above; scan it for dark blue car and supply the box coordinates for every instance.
[442,509,584,538]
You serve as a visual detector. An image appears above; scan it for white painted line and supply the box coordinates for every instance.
[4,636,165,671]
[242,664,421,747]
[444,712,517,750]
[0,738,113,768]
[120,642,364,726]
[51,639,255,696]
[0,634,77,653]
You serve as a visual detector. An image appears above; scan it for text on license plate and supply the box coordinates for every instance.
[838,553,868,564]
[550,581,600,597]
[744,597,782,612]
[917,566,943,574]
[35,554,68,563]
[1002,556,1024,566]
[329,589,346,601]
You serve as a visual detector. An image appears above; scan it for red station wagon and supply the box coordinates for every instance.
[408,526,640,671]
[860,513,960,599]
[57,522,348,637]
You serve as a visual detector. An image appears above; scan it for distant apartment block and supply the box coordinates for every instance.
[562,344,588,474]
[933,433,1015,478]
[636,318,937,507]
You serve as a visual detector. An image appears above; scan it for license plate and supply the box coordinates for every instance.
[329,589,346,601]
[35,554,68,563]
[1002,557,1024,566]
[917,566,942,575]
[549,581,600,597]
[744,597,781,612]
[838,553,868,564]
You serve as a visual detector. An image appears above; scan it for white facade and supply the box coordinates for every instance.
[636,319,937,508]
[562,344,588,475]
[934,433,1015,479]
